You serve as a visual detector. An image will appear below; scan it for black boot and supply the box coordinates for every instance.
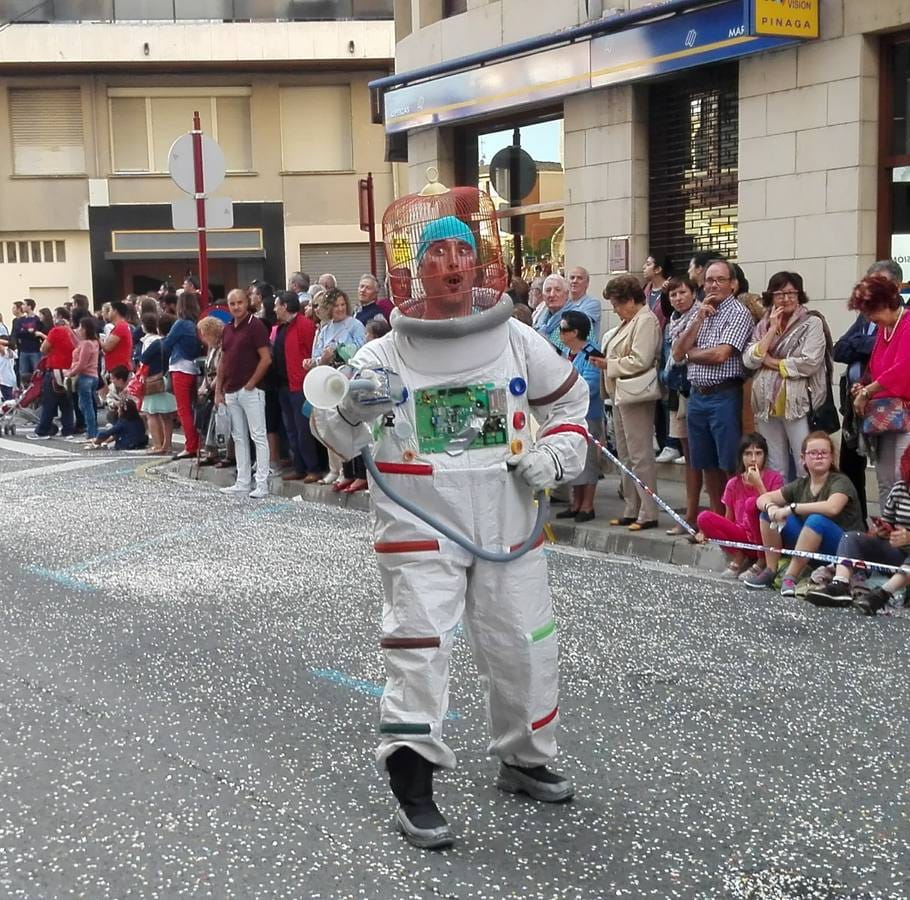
[387,747,453,849]
[497,762,575,802]
[853,586,891,616]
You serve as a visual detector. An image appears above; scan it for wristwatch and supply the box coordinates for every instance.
[790,502,798,514]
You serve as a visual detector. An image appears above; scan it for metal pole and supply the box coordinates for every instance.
[510,127,522,277]
[366,171,377,278]
[191,110,209,307]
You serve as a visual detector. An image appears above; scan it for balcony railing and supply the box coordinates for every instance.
[0,0,393,24]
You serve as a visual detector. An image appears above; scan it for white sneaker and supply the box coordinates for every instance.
[319,471,340,485]
[220,483,252,494]
[673,455,686,465]
[249,485,269,499]
[26,433,50,441]
[655,447,682,463]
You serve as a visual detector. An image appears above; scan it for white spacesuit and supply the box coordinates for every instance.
[310,199,589,849]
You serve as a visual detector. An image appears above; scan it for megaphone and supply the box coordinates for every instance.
[304,366,407,411]
[304,365,351,410]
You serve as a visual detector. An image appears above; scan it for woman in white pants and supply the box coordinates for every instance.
[215,288,273,499]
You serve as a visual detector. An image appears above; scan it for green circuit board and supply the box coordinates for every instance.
[413,384,509,454]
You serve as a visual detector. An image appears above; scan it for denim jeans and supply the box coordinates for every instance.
[278,386,321,475]
[35,372,75,436]
[18,351,41,385]
[76,374,99,437]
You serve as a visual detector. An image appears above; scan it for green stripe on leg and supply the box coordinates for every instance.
[529,618,557,643]
[379,722,432,735]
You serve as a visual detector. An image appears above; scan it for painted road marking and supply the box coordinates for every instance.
[0,437,77,458]
[28,500,292,591]
[311,667,461,720]
[0,457,123,484]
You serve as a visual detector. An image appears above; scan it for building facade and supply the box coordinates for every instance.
[0,0,397,316]
[376,0,910,338]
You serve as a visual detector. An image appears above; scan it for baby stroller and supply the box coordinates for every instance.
[0,358,47,435]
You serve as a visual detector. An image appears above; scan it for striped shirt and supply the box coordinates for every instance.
[883,480,910,528]
[686,295,754,388]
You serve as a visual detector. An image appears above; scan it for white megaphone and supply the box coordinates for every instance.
[304,365,352,410]
[304,365,407,411]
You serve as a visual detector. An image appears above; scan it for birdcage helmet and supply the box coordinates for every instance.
[382,170,508,321]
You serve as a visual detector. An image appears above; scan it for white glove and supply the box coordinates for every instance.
[507,445,563,490]
[337,374,396,426]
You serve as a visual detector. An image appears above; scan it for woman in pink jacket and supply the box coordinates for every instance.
[65,316,101,440]
[849,274,910,509]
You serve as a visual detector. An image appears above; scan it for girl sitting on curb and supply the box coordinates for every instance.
[806,443,910,614]
[694,433,784,579]
[743,431,864,597]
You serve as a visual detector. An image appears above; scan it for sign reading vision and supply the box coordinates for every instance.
[751,0,819,39]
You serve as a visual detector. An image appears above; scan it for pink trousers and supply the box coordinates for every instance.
[696,511,758,559]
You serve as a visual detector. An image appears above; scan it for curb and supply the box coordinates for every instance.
[156,458,729,573]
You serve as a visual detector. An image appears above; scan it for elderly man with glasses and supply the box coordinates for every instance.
[671,258,755,515]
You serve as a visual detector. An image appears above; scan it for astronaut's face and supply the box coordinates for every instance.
[418,238,477,319]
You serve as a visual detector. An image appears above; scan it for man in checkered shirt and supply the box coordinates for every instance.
[673,258,754,514]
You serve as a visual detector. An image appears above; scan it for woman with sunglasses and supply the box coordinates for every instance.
[743,431,863,595]
[554,310,604,522]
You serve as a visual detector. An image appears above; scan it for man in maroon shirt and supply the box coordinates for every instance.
[215,288,273,498]
[101,300,133,374]
[29,307,77,439]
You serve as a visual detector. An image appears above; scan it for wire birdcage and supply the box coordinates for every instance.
[382,170,508,320]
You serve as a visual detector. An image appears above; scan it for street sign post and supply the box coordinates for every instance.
[168,114,231,307]
[358,172,377,277]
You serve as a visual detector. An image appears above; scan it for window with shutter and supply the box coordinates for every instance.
[9,88,86,176]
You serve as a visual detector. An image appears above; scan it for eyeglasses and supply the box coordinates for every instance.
[804,450,831,458]
[772,290,799,299]
[558,325,574,333]
[705,276,731,286]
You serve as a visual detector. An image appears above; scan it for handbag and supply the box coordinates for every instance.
[806,381,840,435]
[861,396,910,435]
[142,343,169,395]
[614,368,661,406]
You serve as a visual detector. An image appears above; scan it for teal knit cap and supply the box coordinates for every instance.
[415,216,477,264]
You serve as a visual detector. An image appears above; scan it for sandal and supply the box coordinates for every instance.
[215,458,236,469]
[628,520,658,531]
[665,524,689,536]
[608,516,636,527]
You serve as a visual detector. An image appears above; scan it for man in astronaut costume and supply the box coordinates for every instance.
[310,184,588,849]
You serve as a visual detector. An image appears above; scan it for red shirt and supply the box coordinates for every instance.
[45,325,75,369]
[282,314,317,393]
[104,319,133,371]
[221,314,270,392]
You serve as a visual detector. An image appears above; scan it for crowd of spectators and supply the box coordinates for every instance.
[3,251,909,615]
[512,253,910,615]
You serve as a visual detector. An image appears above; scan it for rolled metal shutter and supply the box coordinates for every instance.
[298,242,387,294]
[648,64,739,265]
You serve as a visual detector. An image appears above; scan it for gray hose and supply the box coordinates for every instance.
[360,445,549,563]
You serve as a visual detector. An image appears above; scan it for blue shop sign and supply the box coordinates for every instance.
[384,0,806,134]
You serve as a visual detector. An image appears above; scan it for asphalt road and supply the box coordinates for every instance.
[0,434,908,899]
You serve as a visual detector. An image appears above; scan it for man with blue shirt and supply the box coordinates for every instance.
[567,266,602,338]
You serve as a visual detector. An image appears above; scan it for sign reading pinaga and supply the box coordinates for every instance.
[751,0,819,39]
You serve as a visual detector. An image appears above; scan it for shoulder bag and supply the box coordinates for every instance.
[806,380,840,434]
[614,368,661,406]
[861,396,910,435]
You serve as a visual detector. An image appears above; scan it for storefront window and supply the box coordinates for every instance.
[474,119,564,281]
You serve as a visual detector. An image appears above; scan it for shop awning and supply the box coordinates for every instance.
[370,0,818,134]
